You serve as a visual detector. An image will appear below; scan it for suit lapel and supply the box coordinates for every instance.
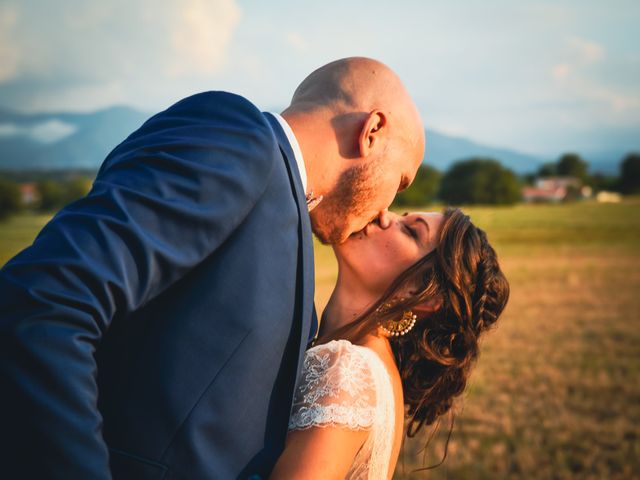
[263,113,317,346]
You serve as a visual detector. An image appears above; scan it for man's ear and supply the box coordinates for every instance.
[358,110,386,157]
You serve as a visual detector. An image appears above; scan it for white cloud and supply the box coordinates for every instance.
[551,37,605,83]
[0,119,77,143]
[548,36,638,118]
[0,124,20,136]
[30,119,77,143]
[0,0,242,110]
[285,32,308,52]
[169,0,241,77]
[523,4,571,24]
[552,64,571,80]
[0,0,637,156]
[569,36,605,66]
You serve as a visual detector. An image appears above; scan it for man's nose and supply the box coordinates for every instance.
[377,209,392,229]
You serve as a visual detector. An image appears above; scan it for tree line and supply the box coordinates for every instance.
[0,152,639,220]
[0,174,93,221]
[394,152,640,207]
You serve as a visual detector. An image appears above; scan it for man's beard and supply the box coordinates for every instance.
[310,161,380,245]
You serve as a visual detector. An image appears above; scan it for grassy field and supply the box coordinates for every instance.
[0,213,52,266]
[316,200,640,480]
[2,201,639,479]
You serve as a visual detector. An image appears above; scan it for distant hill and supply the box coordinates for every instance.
[580,150,632,176]
[0,107,150,170]
[424,129,544,174]
[0,106,629,174]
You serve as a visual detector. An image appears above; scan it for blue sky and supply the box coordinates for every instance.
[0,0,638,156]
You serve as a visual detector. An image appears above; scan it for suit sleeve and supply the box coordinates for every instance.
[0,92,278,479]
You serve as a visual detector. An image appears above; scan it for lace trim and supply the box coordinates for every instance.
[288,403,376,430]
[288,339,396,480]
[289,340,377,430]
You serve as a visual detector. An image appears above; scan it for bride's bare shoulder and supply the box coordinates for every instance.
[358,334,405,478]
[358,335,400,377]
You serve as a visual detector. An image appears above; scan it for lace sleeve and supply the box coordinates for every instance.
[288,340,377,431]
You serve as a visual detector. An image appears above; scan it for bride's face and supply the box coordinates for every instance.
[333,211,444,297]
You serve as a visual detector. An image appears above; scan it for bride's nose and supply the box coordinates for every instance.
[377,209,393,229]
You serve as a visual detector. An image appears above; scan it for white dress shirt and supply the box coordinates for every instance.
[269,112,308,194]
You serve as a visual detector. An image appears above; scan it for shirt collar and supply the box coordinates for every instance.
[269,112,307,194]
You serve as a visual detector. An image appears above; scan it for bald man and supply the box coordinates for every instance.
[0,57,424,480]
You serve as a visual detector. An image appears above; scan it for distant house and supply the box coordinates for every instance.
[595,191,622,203]
[522,185,566,203]
[522,176,590,203]
[19,183,39,206]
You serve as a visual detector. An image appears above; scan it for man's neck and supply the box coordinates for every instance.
[281,109,333,199]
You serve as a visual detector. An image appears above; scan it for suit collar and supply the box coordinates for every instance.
[263,112,318,344]
[264,113,305,200]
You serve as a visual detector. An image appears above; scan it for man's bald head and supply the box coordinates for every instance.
[282,57,425,244]
[288,57,423,156]
[290,57,383,110]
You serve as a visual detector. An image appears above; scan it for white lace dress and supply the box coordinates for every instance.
[288,339,396,480]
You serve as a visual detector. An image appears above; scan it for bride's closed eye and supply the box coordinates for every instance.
[403,223,419,240]
[401,213,420,242]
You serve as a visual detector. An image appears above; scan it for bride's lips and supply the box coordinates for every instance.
[350,218,380,239]
[366,217,382,235]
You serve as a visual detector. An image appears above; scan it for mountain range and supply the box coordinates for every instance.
[0,106,628,175]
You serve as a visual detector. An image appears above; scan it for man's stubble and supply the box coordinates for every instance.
[310,159,383,245]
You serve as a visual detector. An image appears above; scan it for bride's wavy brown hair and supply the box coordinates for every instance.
[324,207,509,460]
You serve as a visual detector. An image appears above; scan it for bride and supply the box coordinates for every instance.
[270,207,510,479]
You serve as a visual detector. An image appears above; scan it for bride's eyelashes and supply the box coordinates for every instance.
[401,212,420,241]
[403,223,419,241]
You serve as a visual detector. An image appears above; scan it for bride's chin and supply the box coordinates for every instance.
[333,231,365,259]
[343,230,366,245]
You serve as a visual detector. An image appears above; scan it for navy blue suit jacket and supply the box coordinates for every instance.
[0,92,316,479]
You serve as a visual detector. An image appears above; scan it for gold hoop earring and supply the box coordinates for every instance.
[379,310,417,337]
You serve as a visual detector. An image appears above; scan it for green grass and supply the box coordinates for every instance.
[462,201,640,254]
[0,213,51,266]
[2,200,639,479]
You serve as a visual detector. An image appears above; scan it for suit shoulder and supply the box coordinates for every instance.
[137,91,279,170]
[169,91,271,132]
